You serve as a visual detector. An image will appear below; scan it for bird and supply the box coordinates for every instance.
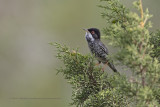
[83,28,118,72]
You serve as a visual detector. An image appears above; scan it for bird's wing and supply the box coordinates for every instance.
[98,40,109,55]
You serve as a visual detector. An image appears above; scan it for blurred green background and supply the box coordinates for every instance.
[0,0,159,107]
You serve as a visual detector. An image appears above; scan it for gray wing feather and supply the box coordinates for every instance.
[98,41,109,55]
[99,41,118,72]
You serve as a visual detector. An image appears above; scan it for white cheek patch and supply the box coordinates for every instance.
[85,32,94,41]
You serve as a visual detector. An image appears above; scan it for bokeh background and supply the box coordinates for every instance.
[0,0,160,107]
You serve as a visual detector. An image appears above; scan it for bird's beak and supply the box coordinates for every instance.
[83,28,89,32]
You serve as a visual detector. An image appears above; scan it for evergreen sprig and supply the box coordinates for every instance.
[54,43,129,107]
[100,0,160,106]
[150,30,160,61]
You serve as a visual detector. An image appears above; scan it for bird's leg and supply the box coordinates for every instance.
[102,62,108,72]
[95,61,101,66]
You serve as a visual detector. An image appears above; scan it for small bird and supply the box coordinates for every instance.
[83,28,118,72]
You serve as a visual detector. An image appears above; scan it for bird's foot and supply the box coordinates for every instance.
[95,61,101,66]
[95,63,100,66]
[101,67,105,72]
[101,62,108,72]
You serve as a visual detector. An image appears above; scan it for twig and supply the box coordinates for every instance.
[139,0,144,27]
[139,0,146,88]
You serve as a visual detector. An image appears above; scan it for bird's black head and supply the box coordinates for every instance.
[88,28,101,39]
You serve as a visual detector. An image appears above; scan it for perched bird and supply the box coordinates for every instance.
[83,28,118,72]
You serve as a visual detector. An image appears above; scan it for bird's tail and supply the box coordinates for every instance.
[108,62,118,72]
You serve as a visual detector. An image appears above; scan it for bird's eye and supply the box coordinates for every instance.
[91,31,95,34]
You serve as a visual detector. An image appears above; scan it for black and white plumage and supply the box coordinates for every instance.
[84,28,118,72]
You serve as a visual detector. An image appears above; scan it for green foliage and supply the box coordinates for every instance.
[100,0,160,106]
[150,30,160,61]
[54,43,130,107]
[53,0,160,106]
